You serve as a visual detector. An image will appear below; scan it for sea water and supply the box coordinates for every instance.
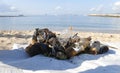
[0,15,120,33]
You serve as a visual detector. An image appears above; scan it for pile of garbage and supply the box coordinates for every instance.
[25,28,109,60]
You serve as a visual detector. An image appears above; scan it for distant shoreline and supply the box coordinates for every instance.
[0,15,24,17]
[88,14,120,18]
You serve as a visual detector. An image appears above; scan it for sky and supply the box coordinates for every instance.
[0,0,120,15]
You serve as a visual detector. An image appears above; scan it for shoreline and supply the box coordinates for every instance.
[0,15,24,17]
[74,29,120,34]
[0,30,120,50]
[1,28,120,34]
[88,14,120,18]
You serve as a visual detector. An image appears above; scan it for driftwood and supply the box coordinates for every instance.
[100,43,118,49]
[25,28,111,59]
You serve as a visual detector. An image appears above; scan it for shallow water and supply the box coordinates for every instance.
[0,15,120,33]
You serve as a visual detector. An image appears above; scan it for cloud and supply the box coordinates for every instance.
[53,6,63,15]
[90,5,104,12]
[55,6,62,10]
[112,1,120,11]
[10,6,17,11]
[90,8,96,11]
[114,1,120,6]
[0,4,18,13]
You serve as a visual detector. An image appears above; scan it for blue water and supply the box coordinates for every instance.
[0,15,120,33]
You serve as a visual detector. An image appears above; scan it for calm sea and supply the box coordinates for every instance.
[0,15,120,33]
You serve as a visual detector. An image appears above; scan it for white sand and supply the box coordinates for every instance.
[0,42,120,73]
[0,29,120,73]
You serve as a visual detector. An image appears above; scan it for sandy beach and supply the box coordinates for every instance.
[0,30,120,50]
